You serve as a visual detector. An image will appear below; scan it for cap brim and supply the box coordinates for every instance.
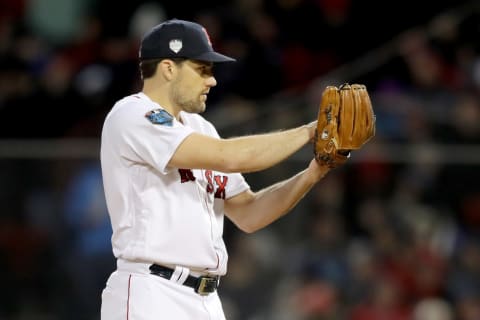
[193,51,236,63]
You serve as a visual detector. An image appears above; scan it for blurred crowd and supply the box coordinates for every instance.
[1,0,480,319]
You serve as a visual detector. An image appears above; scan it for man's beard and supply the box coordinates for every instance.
[171,84,205,114]
[179,99,205,114]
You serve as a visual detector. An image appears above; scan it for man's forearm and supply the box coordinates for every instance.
[223,123,315,173]
[235,165,329,232]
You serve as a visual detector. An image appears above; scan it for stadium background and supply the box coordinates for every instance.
[1,0,480,319]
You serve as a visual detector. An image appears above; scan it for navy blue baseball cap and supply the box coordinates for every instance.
[139,19,235,63]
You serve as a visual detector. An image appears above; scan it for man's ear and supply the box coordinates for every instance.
[158,60,176,80]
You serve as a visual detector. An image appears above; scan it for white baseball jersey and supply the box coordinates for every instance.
[100,92,250,276]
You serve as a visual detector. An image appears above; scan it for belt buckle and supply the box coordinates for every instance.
[195,276,218,296]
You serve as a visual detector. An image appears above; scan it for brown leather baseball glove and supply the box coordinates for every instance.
[314,83,376,168]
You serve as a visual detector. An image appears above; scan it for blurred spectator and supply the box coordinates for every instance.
[24,0,93,46]
[455,294,480,320]
[348,274,411,320]
[61,161,114,320]
[446,239,480,304]
[412,298,454,320]
[221,229,282,320]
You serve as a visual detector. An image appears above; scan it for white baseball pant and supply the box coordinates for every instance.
[101,260,226,320]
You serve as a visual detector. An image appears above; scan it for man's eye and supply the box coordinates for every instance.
[200,67,213,76]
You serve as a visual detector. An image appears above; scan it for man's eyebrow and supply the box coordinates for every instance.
[191,60,213,67]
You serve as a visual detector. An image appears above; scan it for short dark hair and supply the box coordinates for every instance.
[139,58,186,80]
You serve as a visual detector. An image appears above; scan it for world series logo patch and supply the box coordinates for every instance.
[145,109,173,126]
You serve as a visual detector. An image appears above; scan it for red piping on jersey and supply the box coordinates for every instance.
[126,274,132,320]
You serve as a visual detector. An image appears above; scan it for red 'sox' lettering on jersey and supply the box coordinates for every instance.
[205,170,214,193]
[178,169,196,183]
[205,170,228,199]
[214,175,228,199]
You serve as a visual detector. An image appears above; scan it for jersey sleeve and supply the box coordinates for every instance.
[107,104,194,174]
[224,172,250,199]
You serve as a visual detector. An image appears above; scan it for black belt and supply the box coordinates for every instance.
[149,264,219,296]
